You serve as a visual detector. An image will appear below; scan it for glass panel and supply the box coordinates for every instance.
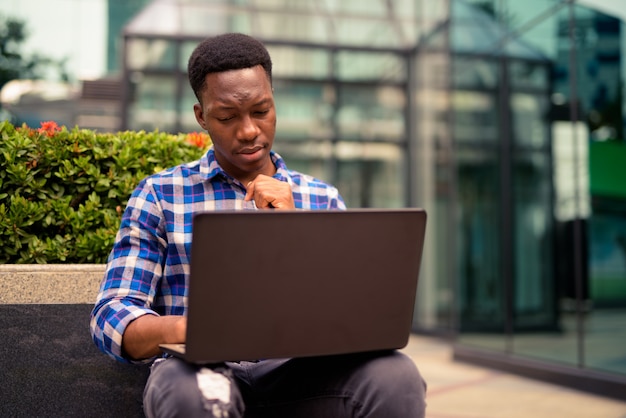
[455,149,505,339]
[587,143,626,376]
[414,47,454,332]
[418,0,449,21]
[453,57,499,89]
[334,142,406,208]
[512,153,555,328]
[416,52,452,89]
[552,122,591,224]
[394,0,419,19]
[128,75,177,132]
[577,11,623,142]
[400,21,420,44]
[499,1,561,59]
[181,86,201,133]
[586,205,626,375]
[451,0,550,60]
[181,5,251,37]
[509,61,549,90]
[434,158,456,330]
[268,46,330,79]
[124,0,421,49]
[255,11,330,44]
[241,0,317,12]
[271,141,334,186]
[271,140,406,210]
[451,1,504,55]
[275,140,408,209]
[124,1,180,37]
[272,81,334,141]
[337,85,406,142]
[335,51,406,82]
[126,2,253,37]
[509,153,575,364]
[582,7,626,379]
[452,91,499,144]
[181,41,198,72]
[333,16,403,48]
[510,93,549,147]
[127,39,177,70]
[585,306,626,376]
[513,309,578,366]
[320,0,387,16]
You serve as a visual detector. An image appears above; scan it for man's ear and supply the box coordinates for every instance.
[193,103,207,130]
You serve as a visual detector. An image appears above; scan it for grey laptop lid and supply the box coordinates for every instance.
[161,208,427,364]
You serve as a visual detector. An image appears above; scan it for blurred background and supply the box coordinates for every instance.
[1,0,624,398]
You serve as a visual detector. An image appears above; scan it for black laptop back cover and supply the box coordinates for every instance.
[185,209,426,363]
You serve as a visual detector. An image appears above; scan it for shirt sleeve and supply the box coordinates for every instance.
[89,178,167,364]
[287,171,347,210]
[328,186,347,210]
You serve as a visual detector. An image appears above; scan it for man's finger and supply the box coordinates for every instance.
[244,181,255,201]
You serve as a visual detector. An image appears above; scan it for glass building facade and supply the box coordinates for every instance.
[118,0,626,397]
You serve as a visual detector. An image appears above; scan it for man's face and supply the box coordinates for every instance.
[193,65,277,184]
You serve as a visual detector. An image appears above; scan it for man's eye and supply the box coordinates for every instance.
[255,109,270,116]
[217,116,234,122]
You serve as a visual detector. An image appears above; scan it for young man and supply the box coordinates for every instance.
[90,33,426,417]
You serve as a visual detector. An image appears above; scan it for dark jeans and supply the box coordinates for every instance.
[143,350,427,418]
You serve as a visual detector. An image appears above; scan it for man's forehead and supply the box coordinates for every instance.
[203,67,270,93]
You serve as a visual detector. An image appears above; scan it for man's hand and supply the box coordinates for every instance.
[244,174,295,209]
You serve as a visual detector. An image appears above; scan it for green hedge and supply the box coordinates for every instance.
[0,121,211,264]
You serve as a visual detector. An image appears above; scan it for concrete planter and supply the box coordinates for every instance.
[0,264,105,304]
[0,264,148,417]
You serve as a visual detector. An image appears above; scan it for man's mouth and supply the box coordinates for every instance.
[238,145,264,155]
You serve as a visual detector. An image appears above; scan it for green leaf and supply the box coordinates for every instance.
[0,121,209,263]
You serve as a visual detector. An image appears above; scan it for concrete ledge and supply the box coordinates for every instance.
[0,265,147,417]
[0,264,105,303]
[1,304,148,417]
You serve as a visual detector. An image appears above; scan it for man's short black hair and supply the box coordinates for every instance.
[188,33,273,102]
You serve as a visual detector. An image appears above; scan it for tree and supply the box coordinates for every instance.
[0,14,69,92]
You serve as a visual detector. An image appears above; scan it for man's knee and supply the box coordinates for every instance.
[143,358,244,418]
[351,351,427,417]
[370,351,427,392]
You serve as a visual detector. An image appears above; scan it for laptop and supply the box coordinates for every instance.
[160,208,427,364]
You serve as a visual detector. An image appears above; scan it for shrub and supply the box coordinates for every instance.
[0,120,211,264]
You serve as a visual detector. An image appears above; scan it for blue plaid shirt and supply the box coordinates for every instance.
[90,147,346,363]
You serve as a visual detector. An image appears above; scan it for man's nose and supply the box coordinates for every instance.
[237,115,260,141]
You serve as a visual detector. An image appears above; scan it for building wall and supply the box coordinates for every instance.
[117,0,626,388]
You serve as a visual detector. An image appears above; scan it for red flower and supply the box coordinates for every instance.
[37,121,61,137]
[186,132,210,148]
[16,126,36,137]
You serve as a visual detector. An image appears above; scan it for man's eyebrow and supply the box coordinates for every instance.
[253,98,273,106]
[209,96,273,113]
[212,104,236,110]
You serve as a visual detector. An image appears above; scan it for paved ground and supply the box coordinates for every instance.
[401,335,626,418]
